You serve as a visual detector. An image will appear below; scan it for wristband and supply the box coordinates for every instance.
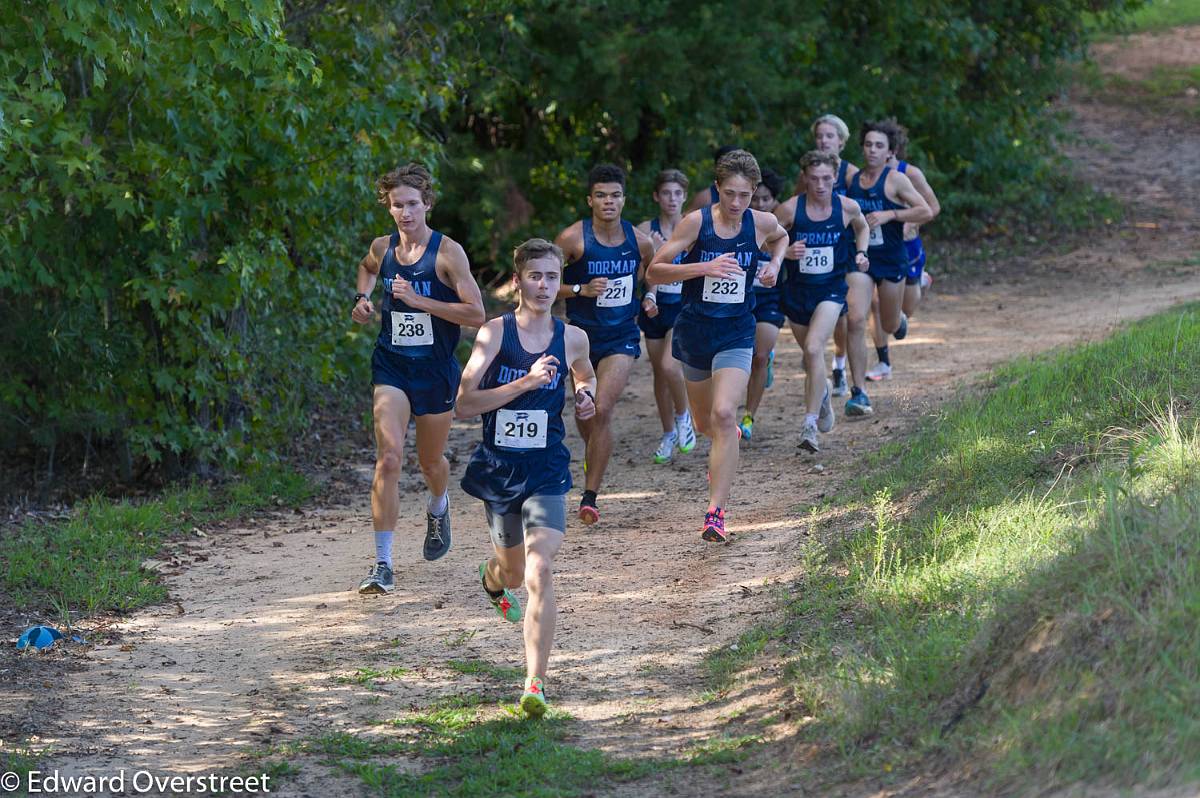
[576,388,594,403]
[354,292,368,305]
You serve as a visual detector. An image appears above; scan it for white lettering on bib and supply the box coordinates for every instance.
[595,274,633,307]
[494,409,548,449]
[800,246,834,275]
[702,274,745,303]
[391,312,434,347]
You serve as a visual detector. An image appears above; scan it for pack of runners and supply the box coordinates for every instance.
[348,116,939,715]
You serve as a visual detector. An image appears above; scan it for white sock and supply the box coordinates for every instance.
[427,492,448,516]
[374,531,393,567]
[804,413,819,428]
[833,355,846,371]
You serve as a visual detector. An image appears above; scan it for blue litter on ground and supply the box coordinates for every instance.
[16,625,85,651]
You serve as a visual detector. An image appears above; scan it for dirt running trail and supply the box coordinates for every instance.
[14,27,1200,798]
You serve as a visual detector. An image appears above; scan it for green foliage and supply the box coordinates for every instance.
[1,0,1150,480]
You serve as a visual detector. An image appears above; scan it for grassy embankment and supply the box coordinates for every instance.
[705,302,1200,791]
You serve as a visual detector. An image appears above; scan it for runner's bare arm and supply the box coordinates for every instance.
[775,197,805,260]
[393,237,485,327]
[648,210,710,284]
[351,236,389,324]
[554,222,605,299]
[635,228,659,316]
[564,325,597,420]
[905,164,941,221]
[842,196,871,271]
[685,188,710,214]
[881,172,933,225]
[754,210,788,286]
[456,319,554,419]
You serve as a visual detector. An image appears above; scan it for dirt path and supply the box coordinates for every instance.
[14,27,1200,798]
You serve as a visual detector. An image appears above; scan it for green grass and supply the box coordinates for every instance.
[305,706,658,797]
[1123,0,1200,31]
[0,464,315,616]
[445,658,525,682]
[1075,60,1200,118]
[708,303,1200,790]
[335,666,412,687]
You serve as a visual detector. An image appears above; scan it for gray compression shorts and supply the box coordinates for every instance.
[681,347,754,382]
[484,493,568,549]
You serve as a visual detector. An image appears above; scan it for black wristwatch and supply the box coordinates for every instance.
[353,292,368,306]
[571,283,582,295]
[856,250,868,257]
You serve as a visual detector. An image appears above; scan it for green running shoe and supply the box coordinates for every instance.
[520,676,548,718]
[480,561,521,623]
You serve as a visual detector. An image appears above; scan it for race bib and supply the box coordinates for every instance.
[868,225,884,247]
[702,274,745,303]
[800,246,834,275]
[596,274,633,307]
[494,409,548,450]
[391,312,434,347]
[658,280,683,295]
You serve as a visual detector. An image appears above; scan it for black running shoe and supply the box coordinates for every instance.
[423,504,452,561]
[357,561,394,594]
[893,313,909,340]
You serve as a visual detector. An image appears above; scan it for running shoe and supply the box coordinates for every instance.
[701,508,727,543]
[737,414,754,441]
[653,431,677,464]
[423,503,452,561]
[765,349,776,389]
[845,388,874,417]
[579,494,600,525]
[799,419,820,453]
[893,313,909,341]
[357,561,394,595]
[480,561,521,623]
[520,676,548,718]
[677,413,697,453]
[865,362,892,381]
[921,270,933,289]
[817,379,835,433]
[831,368,848,397]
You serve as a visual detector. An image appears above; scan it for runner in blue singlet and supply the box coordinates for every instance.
[775,151,873,449]
[637,169,698,465]
[845,120,933,387]
[686,144,740,213]
[554,164,655,526]
[811,114,860,397]
[456,238,597,719]
[351,163,486,595]
[647,150,788,544]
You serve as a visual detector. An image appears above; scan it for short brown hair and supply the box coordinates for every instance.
[798,150,839,174]
[715,149,761,188]
[377,162,435,206]
[513,238,564,275]
[654,168,689,192]
[860,119,905,155]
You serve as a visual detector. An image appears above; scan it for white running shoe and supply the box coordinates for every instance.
[676,413,697,454]
[653,432,677,464]
[799,420,820,453]
[817,379,835,433]
[920,270,933,289]
[865,362,892,382]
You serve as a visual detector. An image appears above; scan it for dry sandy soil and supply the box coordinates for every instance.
[4,25,1200,798]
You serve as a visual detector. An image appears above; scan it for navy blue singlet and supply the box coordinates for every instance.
[377,230,461,361]
[563,220,641,330]
[833,159,850,197]
[479,314,567,459]
[784,194,852,285]
[847,166,905,268]
[649,218,683,304]
[708,183,719,205]
[679,206,759,321]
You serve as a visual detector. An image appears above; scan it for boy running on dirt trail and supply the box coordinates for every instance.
[774,151,872,451]
[457,238,597,718]
[636,169,698,465]
[647,149,788,544]
[554,164,655,525]
[351,163,486,595]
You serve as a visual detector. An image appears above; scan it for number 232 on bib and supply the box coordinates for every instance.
[702,274,745,303]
